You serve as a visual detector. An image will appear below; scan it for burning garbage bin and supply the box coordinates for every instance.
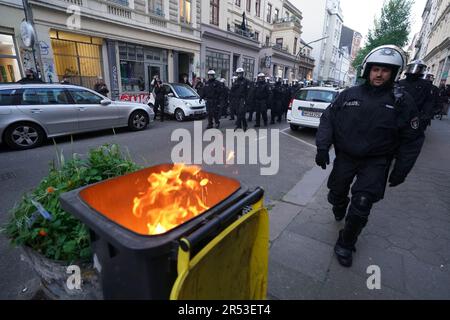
[60,164,268,299]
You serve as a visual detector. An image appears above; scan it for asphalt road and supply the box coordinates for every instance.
[0,115,319,299]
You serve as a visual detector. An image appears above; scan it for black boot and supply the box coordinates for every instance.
[334,230,355,267]
[332,205,347,221]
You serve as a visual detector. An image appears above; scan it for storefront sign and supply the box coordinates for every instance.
[119,93,152,104]
[20,21,36,48]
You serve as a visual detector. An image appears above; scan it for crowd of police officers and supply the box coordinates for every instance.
[197,68,307,130]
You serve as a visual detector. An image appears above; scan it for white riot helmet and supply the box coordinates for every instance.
[257,72,265,81]
[283,78,289,85]
[220,78,226,83]
[293,79,299,85]
[360,45,406,82]
[265,76,270,83]
[405,59,427,75]
[236,67,245,78]
[207,69,216,80]
[231,76,238,83]
[422,72,434,82]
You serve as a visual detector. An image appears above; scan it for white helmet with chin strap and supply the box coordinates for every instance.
[360,45,406,82]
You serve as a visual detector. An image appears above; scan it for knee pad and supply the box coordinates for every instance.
[328,191,350,208]
[348,194,372,219]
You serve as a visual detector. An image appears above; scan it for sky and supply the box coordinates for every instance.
[339,0,427,46]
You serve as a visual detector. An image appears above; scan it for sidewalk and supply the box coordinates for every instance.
[267,118,450,299]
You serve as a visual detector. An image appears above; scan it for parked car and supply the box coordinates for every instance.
[0,83,155,150]
[287,86,342,130]
[148,83,206,121]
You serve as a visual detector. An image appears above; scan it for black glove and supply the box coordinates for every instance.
[315,149,330,170]
[388,173,405,187]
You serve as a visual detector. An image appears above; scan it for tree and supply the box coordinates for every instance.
[352,0,414,70]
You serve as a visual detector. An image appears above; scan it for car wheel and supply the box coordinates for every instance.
[290,124,300,131]
[175,108,185,122]
[128,110,149,131]
[4,122,45,150]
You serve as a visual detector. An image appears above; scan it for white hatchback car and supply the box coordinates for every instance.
[148,83,206,121]
[287,86,342,130]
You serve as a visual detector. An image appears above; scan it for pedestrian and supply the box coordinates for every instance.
[194,77,204,96]
[153,78,166,122]
[94,77,109,96]
[199,70,221,129]
[271,77,283,124]
[399,60,435,131]
[232,67,251,131]
[181,74,192,87]
[253,73,270,127]
[17,69,43,84]
[228,76,238,120]
[315,45,425,267]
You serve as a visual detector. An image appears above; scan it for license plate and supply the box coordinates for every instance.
[302,110,322,118]
[194,111,204,115]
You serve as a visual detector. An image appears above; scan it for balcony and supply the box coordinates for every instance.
[263,42,290,53]
[297,53,315,68]
[272,16,301,33]
[228,26,259,42]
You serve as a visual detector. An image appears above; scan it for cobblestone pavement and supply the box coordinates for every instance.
[268,118,450,299]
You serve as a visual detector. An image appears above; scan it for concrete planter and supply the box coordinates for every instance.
[20,246,102,300]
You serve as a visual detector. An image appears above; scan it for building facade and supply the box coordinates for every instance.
[414,0,450,86]
[200,0,314,85]
[339,25,361,85]
[0,0,203,101]
[295,0,343,84]
[0,0,30,83]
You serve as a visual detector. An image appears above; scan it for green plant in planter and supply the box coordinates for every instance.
[4,144,142,263]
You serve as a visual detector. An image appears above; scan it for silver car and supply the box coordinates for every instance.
[0,83,155,149]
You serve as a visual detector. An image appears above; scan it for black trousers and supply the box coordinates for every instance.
[235,98,247,129]
[271,100,282,123]
[327,152,392,246]
[255,100,268,126]
[155,97,165,121]
[206,100,220,126]
[229,99,237,119]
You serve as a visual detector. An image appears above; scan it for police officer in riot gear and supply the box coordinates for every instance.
[247,76,256,122]
[233,67,251,131]
[200,70,221,129]
[399,60,435,131]
[316,45,425,267]
[281,79,290,119]
[271,77,283,123]
[218,78,229,118]
[253,73,271,127]
[229,76,238,120]
[290,79,301,101]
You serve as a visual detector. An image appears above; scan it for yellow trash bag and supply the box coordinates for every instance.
[170,197,269,300]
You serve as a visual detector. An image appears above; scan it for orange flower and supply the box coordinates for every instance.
[46,187,55,194]
[39,229,47,237]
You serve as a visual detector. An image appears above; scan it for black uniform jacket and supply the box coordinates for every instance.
[316,83,424,179]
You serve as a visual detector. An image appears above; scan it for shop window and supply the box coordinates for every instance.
[50,31,103,89]
[206,50,230,81]
[0,34,21,83]
[242,57,254,80]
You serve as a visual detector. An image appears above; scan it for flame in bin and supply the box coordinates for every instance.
[132,163,210,235]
